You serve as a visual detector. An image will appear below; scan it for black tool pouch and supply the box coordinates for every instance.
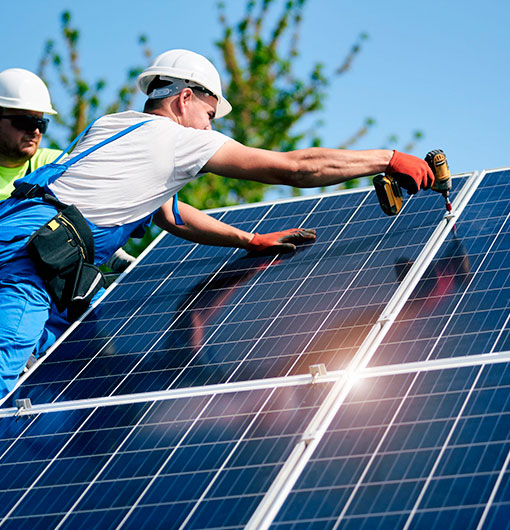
[26,204,105,318]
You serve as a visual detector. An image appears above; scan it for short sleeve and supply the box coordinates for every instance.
[32,148,63,169]
[174,127,230,182]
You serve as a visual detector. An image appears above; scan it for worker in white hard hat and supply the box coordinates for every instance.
[0,68,58,200]
[0,49,434,397]
[0,68,133,375]
[0,68,135,272]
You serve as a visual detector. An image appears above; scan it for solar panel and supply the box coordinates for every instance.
[276,364,510,530]
[371,169,510,366]
[0,385,335,529]
[6,181,465,404]
[0,169,508,529]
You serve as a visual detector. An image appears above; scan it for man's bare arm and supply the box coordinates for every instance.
[154,200,253,249]
[155,201,316,252]
[203,140,394,188]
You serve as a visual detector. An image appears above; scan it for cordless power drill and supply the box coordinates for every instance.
[373,149,452,216]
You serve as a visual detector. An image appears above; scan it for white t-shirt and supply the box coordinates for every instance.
[49,111,230,226]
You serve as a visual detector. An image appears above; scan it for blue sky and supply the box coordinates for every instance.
[2,0,509,175]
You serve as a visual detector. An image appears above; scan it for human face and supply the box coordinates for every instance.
[181,90,218,130]
[0,108,45,167]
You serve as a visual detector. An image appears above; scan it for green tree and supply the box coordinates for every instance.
[38,11,151,145]
[39,2,370,202]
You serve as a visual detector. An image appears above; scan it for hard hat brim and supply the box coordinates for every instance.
[0,97,57,115]
[215,98,232,119]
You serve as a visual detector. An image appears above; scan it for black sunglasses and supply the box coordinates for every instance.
[191,85,217,99]
[1,114,49,133]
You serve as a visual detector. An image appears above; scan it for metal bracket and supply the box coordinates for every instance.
[14,398,32,417]
[377,312,398,324]
[309,364,327,383]
[301,429,319,445]
[444,211,456,220]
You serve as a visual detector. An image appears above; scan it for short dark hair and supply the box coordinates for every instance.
[143,97,164,113]
[143,76,217,113]
[143,77,170,112]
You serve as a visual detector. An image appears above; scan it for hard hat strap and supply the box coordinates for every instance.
[148,77,216,101]
[148,78,190,100]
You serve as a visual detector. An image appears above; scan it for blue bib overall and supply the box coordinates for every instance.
[0,118,183,397]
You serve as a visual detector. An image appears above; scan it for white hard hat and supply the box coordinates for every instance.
[0,68,56,115]
[137,49,231,119]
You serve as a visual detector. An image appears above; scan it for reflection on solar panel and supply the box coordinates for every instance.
[0,169,508,529]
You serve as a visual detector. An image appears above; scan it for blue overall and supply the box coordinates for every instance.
[0,118,183,397]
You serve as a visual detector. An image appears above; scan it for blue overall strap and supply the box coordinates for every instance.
[60,118,184,226]
[62,119,153,168]
[52,118,99,164]
[172,193,184,225]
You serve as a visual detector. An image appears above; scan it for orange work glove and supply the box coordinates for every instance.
[247,228,316,253]
[386,150,435,195]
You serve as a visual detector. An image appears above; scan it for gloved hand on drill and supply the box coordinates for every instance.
[386,150,435,195]
[247,228,316,253]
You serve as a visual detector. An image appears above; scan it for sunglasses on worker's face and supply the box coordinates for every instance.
[1,114,49,134]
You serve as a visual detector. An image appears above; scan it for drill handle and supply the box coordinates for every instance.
[425,149,452,192]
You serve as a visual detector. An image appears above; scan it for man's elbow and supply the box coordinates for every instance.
[271,153,314,188]
[154,206,177,233]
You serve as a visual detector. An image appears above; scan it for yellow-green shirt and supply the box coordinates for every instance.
[0,148,62,200]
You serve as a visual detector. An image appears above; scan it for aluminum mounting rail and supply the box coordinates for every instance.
[246,170,485,530]
[2,348,510,419]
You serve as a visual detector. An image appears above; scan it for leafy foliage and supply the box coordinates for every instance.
[38,11,151,145]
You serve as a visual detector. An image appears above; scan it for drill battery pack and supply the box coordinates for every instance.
[373,174,403,216]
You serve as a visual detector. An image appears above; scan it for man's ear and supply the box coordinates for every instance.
[178,88,194,112]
